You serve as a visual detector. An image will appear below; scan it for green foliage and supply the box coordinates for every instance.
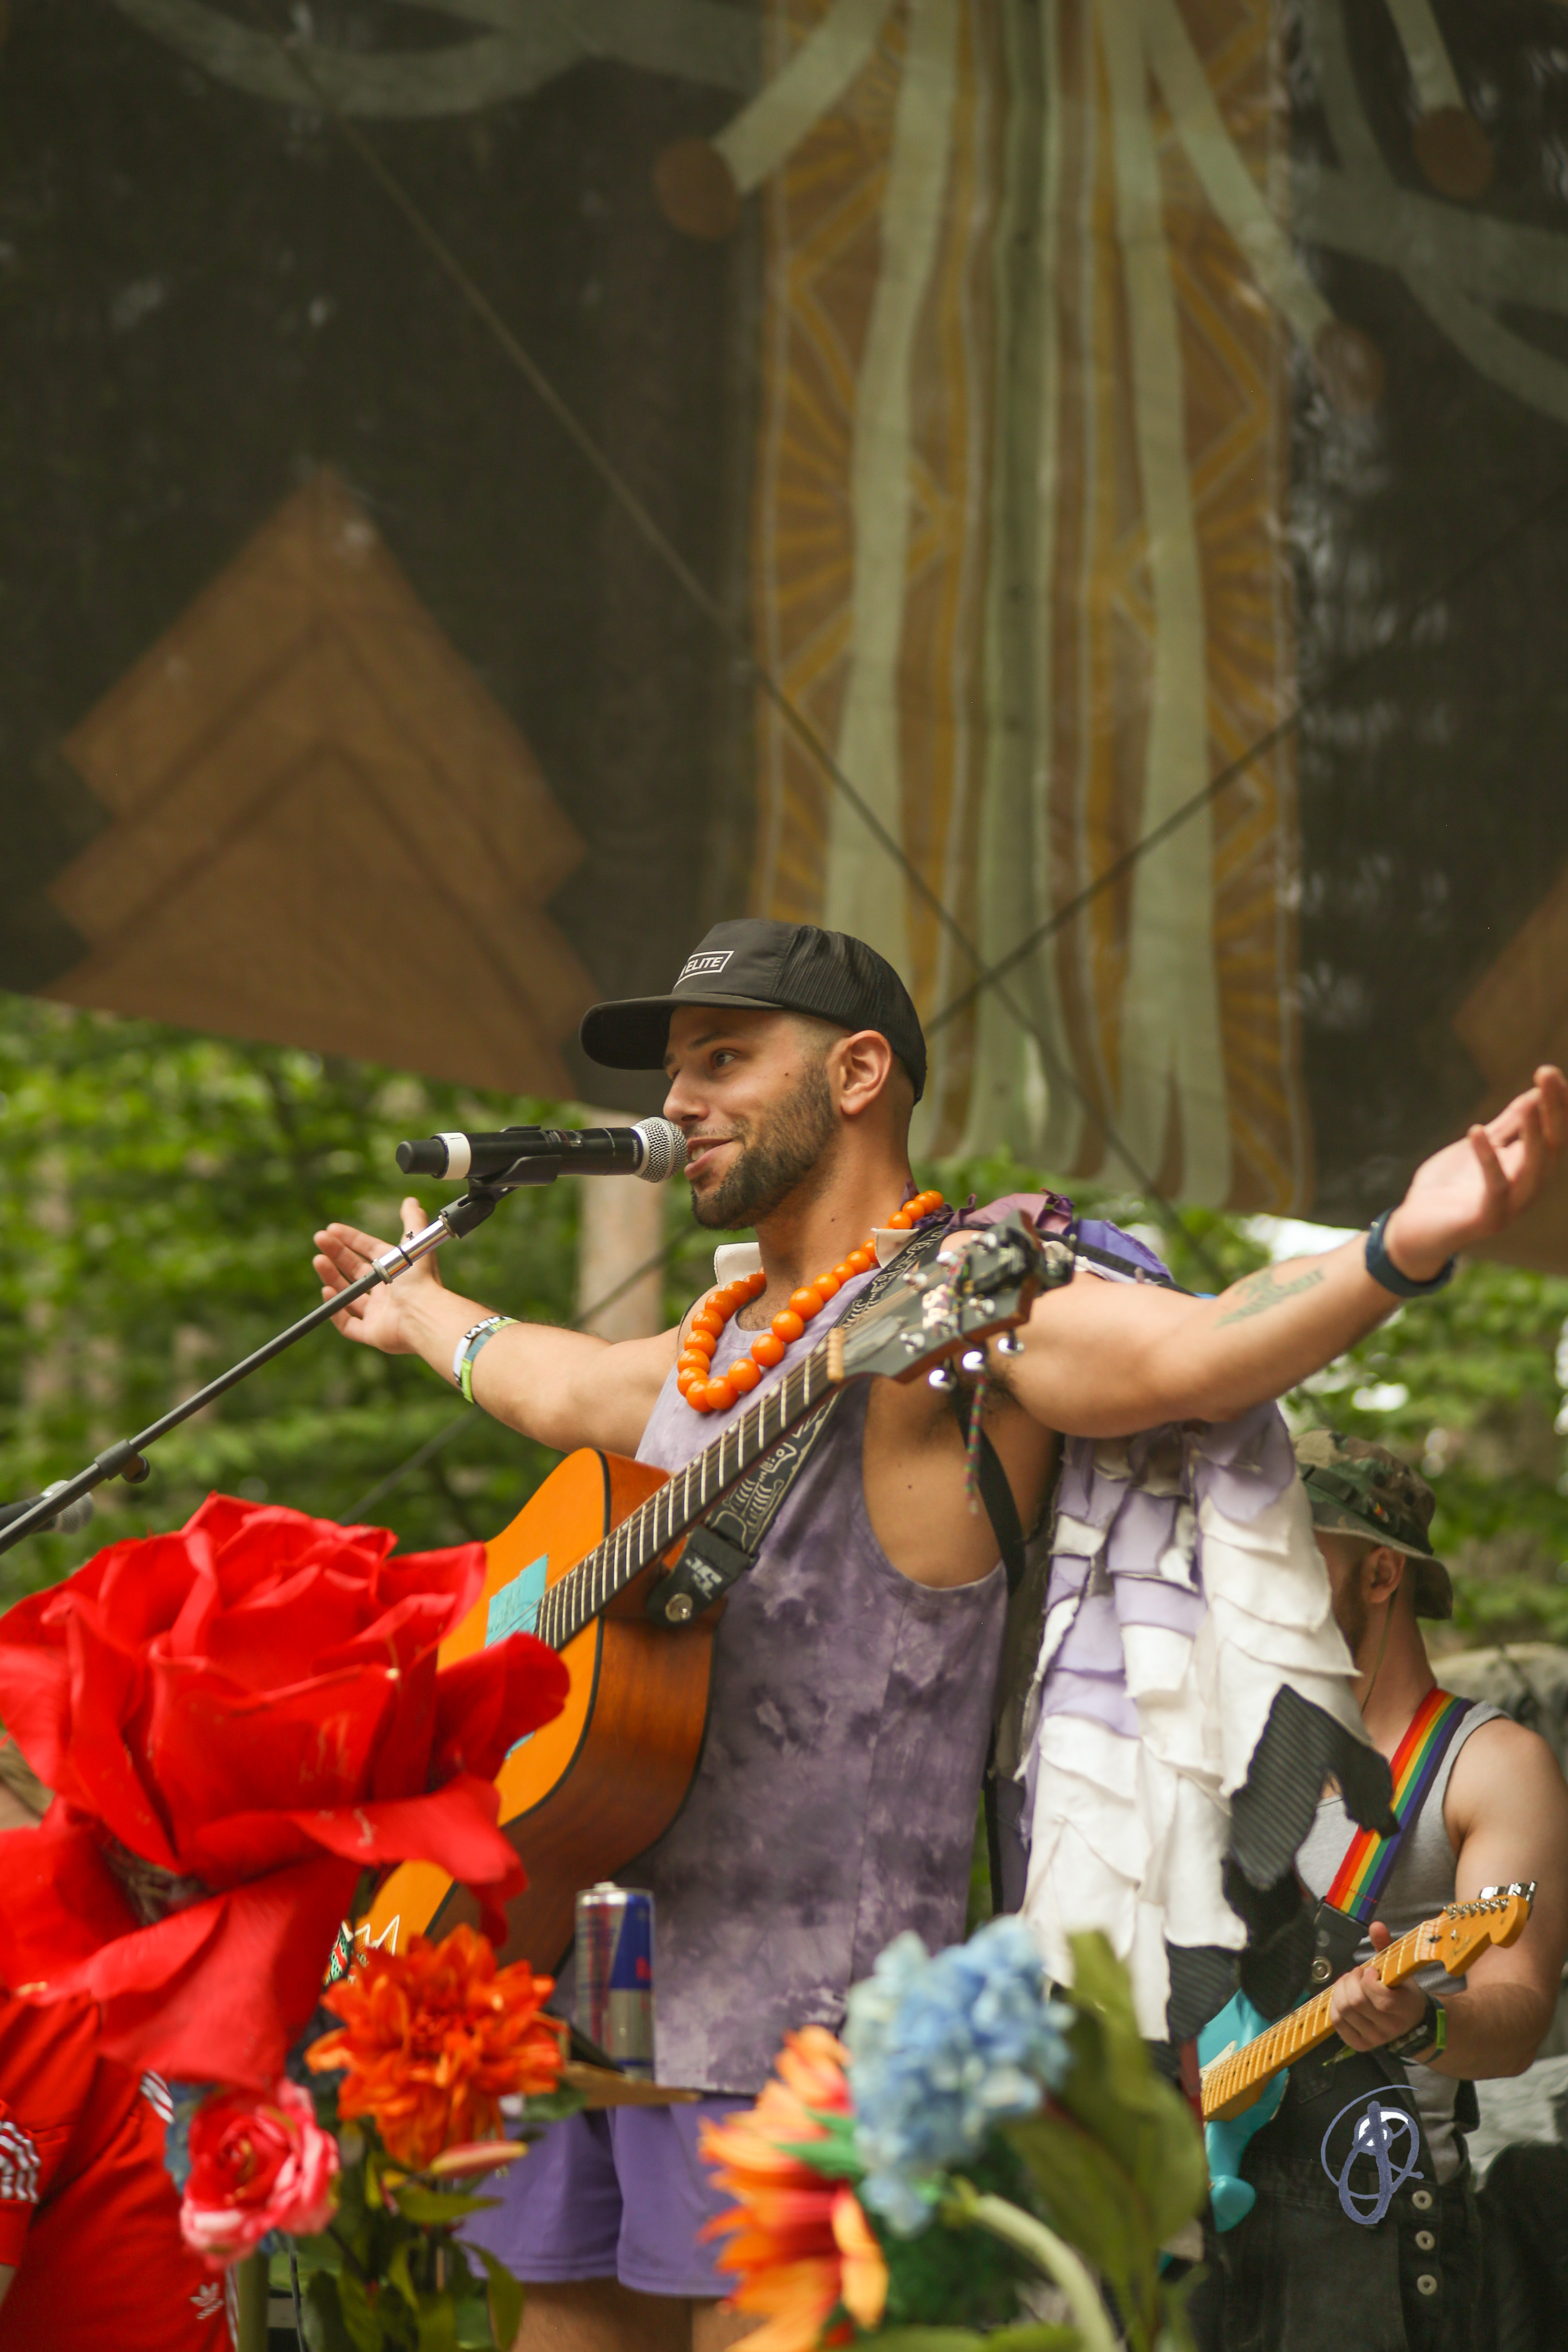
[285,2100,566,2352]
[1002,1934,1204,2352]
[873,2139,1045,2335]
[0,996,724,1613]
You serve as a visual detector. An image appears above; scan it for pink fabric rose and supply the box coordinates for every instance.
[179,2078,340,2268]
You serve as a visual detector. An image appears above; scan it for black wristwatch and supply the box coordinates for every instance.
[1385,1993,1447,2065]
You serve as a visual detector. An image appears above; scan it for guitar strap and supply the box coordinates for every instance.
[1309,1689,1472,1986]
[648,1221,959,1625]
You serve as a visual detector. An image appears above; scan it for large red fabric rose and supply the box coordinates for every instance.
[0,1495,567,2087]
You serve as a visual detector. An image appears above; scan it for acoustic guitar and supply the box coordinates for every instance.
[1197,1881,1536,2228]
[362,1216,1066,1973]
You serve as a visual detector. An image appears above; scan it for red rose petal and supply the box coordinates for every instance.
[313,1589,472,1678]
[0,1810,139,1984]
[82,1856,360,2088]
[376,1541,488,1628]
[430,1635,570,1786]
[145,1658,400,1850]
[0,1592,76,1789]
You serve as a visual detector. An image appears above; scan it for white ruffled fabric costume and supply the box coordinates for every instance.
[1016,1396,1376,2039]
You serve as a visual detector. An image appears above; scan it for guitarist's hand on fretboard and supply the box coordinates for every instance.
[1329,1921,1431,2055]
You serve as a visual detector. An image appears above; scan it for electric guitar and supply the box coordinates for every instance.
[362,1217,1069,1972]
[1197,1882,1536,2229]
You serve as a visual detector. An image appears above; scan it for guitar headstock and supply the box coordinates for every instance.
[840,1215,1074,1385]
[1427,1881,1536,1975]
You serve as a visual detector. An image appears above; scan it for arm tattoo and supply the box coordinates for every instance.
[1213,1262,1327,1328]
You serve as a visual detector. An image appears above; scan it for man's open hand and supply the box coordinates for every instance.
[1384,1065,1568,1281]
[312,1194,442,1355]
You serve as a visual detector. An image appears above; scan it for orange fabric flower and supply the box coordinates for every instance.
[701,2028,888,2352]
[306,1923,562,2168]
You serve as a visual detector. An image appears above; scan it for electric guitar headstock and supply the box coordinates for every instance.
[838,1214,1074,1386]
[1423,1881,1536,1976]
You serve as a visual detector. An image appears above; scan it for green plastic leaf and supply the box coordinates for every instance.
[331,2270,389,2352]
[387,2240,420,2313]
[389,2184,498,2225]
[1000,2111,1148,2335]
[414,2293,460,2352]
[862,2333,986,2349]
[514,2087,587,2122]
[473,2245,524,2352]
[302,2272,358,2352]
[1054,1934,1207,2246]
[871,2331,1076,2350]
[777,2131,864,2181]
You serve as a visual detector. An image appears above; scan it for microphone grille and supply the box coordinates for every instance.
[633,1119,687,1184]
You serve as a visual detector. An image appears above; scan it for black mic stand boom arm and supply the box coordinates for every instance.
[0,1186,505,1558]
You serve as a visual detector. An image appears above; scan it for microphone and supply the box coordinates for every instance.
[0,1483,95,1538]
[396,1119,688,1187]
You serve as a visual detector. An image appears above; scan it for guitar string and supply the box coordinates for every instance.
[539,1343,828,1651]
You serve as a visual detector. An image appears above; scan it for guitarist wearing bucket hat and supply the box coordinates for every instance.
[312,918,1567,2352]
[1190,1434,1568,2352]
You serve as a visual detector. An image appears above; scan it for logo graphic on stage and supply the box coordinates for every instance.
[1320,2091,1423,2226]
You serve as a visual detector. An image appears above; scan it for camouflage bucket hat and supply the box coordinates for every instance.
[1293,1429,1453,1619]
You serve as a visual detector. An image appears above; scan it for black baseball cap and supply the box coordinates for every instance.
[579,919,927,1101]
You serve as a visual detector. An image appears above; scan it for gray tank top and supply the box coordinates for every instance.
[1296,1698,1505,2181]
[556,1250,1012,2094]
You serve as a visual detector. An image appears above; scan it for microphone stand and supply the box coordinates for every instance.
[0,1186,505,1558]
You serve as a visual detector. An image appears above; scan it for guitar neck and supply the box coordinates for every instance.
[534,1328,847,1651]
[1201,1917,1439,2117]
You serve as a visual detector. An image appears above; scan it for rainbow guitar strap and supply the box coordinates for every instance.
[1200,1688,1472,2231]
[1318,1687,1472,1940]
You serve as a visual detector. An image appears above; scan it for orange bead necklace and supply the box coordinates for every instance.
[676,1189,947,1415]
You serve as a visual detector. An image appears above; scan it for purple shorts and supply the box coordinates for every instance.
[462,2098,751,2300]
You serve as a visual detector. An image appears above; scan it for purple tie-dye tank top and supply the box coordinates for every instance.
[567,1224,1022,2094]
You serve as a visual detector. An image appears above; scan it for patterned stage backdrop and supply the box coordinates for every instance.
[732,0,1311,1207]
[10,3,1568,1251]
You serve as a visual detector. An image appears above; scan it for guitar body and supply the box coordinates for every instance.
[364,1448,718,1973]
[1197,1991,1287,2232]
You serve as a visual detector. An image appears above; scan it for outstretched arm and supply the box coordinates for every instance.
[987,1066,1566,1439]
[312,1195,679,1457]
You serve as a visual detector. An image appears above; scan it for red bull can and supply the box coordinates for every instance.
[576,1883,655,2079]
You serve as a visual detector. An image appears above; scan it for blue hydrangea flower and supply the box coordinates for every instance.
[844,1917,1072,2235]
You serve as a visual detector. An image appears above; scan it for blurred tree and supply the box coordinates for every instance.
[0,995,724,1610]
[2,1008,1565,1653]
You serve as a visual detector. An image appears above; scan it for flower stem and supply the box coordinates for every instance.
[233,2252,269,2352]
[965,2192,1120,2352]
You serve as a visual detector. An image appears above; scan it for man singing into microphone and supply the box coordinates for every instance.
[313,919,1565,2352]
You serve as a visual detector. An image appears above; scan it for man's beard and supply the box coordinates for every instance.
[689,1060,839,1230]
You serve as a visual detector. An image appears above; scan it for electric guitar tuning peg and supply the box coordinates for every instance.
[928,1365,958,1392]
[960,1348,987,1374]
[996,1332,1025,1358]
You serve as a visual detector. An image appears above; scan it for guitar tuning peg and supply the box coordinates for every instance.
[928,1365,958,1392]
[995,1332,1025,1358]
[960,1348,988,1374]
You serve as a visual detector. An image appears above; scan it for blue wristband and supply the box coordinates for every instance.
[1364,1210,1454,1299]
